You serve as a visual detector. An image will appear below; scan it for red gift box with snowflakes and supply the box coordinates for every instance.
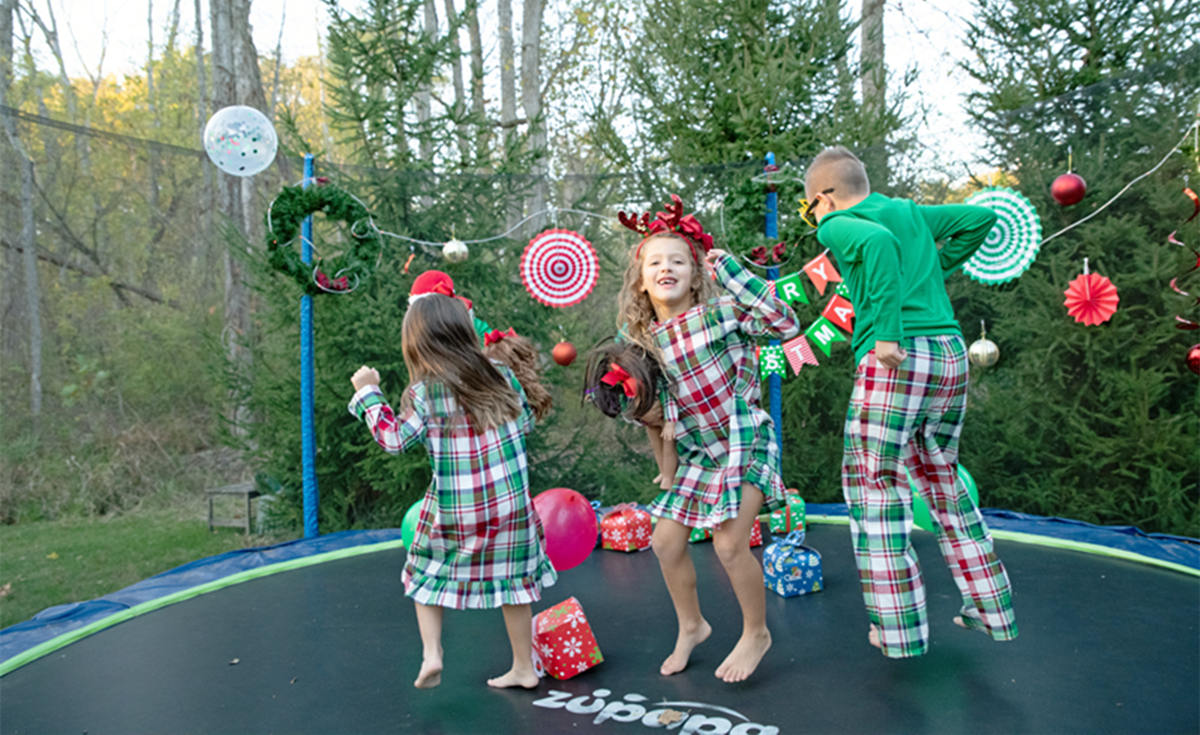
[533,596,604,680]
[600,504,653,551]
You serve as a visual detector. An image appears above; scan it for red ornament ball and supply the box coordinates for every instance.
[551,341,577,367]
[1051,172,1087,206]
[1187,343,1200,376]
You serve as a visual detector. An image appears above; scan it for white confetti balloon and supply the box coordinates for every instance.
[202,105,278,177]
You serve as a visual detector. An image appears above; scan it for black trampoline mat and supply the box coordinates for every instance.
[2,524,1197,735]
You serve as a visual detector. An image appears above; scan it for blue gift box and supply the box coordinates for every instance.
[763,529,823,597]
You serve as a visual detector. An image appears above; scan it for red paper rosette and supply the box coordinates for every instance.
[520,229,598,308]
[1064,271,1119,326]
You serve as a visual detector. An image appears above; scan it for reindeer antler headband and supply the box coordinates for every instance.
[618,194,714,260]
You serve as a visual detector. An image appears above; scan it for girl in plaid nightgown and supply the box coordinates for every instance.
[615,197,799,683]
[348,294,556,690]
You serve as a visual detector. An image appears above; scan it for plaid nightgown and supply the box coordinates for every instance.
[648,254,800,528]
[348,363,557,610]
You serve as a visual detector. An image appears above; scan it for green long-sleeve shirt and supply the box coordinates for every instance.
[815,192,997,362]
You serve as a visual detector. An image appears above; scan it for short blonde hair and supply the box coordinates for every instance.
[805,146,870,197]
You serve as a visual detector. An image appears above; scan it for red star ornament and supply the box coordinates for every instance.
[1063,270,1119,326]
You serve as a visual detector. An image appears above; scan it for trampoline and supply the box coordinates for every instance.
[2,508,1197,735]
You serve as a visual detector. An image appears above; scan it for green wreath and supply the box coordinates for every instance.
[265,182,379,295]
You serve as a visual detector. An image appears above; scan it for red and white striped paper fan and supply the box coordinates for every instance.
[520,229,598,308]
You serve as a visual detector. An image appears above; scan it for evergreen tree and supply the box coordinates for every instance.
[955,0,1200,533]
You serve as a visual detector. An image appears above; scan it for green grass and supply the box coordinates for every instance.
[0,511,284,630]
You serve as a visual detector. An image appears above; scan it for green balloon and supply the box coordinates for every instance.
[905,465,979,533]
[401,500,422,549]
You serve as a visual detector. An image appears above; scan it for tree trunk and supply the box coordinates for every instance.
[146,0,161,213]
[498,0,516,152]
[860,0,888,183]
[417,0,437,207]
[442,0,470,165]
[18,154,40,419]
[520,0,547,220]
[0,0,19,360]
[210,0,250,434]
[466,0,488,165]
[194,0,213,277]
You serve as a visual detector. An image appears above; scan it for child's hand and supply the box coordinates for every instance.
[351,365,381,391]
[661,421,676,441]
[704,248,727,279]
[874,341,908,369]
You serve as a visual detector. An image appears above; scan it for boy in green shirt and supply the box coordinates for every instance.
[805,146,1018,658]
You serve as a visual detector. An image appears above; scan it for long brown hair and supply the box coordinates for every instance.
[482,332,553,421]
[582,337,663,421]
[616,232,715,354]
[401,294,520,431]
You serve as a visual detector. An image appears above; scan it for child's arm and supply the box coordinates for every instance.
[705,249,800,339]
[348,366,427,454]
[817,217,904,349]
[918,204,998,275]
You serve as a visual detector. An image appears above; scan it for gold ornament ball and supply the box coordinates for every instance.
[968,337,1000,367]
[443,239,468,263]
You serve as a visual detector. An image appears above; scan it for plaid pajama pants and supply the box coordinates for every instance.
[843,334,1017,658]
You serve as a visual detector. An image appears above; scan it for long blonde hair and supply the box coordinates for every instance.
[401,294,520,431]
[615,232,716,354]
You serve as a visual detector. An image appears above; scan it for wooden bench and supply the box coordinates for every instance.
[206,481,261,534]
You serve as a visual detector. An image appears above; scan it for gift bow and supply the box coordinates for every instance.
[484,327,518,346]
[604,502,642,519]
[781,528,807,547]
[599,363,639,398]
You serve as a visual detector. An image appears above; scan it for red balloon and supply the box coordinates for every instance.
[531,487,597,571]
[1051,172,1087,206]
[551,341,577,367]
[1186,344,1200,376]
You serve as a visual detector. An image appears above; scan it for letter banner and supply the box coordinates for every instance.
[805,317,847,357]
[773,272,809,306]
[821,294,855,333]
[803,252,842,296]
[782,335,819,375]
[759,345,788,379]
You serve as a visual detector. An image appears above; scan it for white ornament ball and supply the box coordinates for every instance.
[443,239,468,263]
[968,337,1000,367]
[202,105,278,177]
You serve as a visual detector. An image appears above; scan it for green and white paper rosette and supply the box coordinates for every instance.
[962,187,1042,285]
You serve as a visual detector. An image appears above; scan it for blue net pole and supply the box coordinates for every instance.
[300,154,319,538]
[764,153,783,476]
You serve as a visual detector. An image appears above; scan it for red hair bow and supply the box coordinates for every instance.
[600,363,640,398]
[484,327,518,346]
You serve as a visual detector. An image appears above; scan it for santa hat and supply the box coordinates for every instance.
[409,269,473,311]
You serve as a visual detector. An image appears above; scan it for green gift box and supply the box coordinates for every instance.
[768,489,806,535]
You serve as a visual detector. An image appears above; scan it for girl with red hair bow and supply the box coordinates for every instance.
[582,337,678,491]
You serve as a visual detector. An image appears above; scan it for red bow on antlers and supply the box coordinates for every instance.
[599,363,640,398]
[619,194,714,260]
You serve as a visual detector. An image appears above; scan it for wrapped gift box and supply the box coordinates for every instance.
[768,489,806,535]
[763,529,823,598]
[601,504,653,551]
[688,519,763,547]
[533,597,604,680]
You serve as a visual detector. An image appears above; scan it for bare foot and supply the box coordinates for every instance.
[486,668,539,689]
[660,619,712,676]
[414,657,443,689]
[715,629,771,683]
[868,623,883,650]
[953,613,986,633]
[652,473,662,485]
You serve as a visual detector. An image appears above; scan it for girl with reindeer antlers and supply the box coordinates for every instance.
[613,195,800,683]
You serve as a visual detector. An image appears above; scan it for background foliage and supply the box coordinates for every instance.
[1,0,1196,539]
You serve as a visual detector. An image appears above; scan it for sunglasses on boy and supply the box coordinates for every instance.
[798,188,835,229]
